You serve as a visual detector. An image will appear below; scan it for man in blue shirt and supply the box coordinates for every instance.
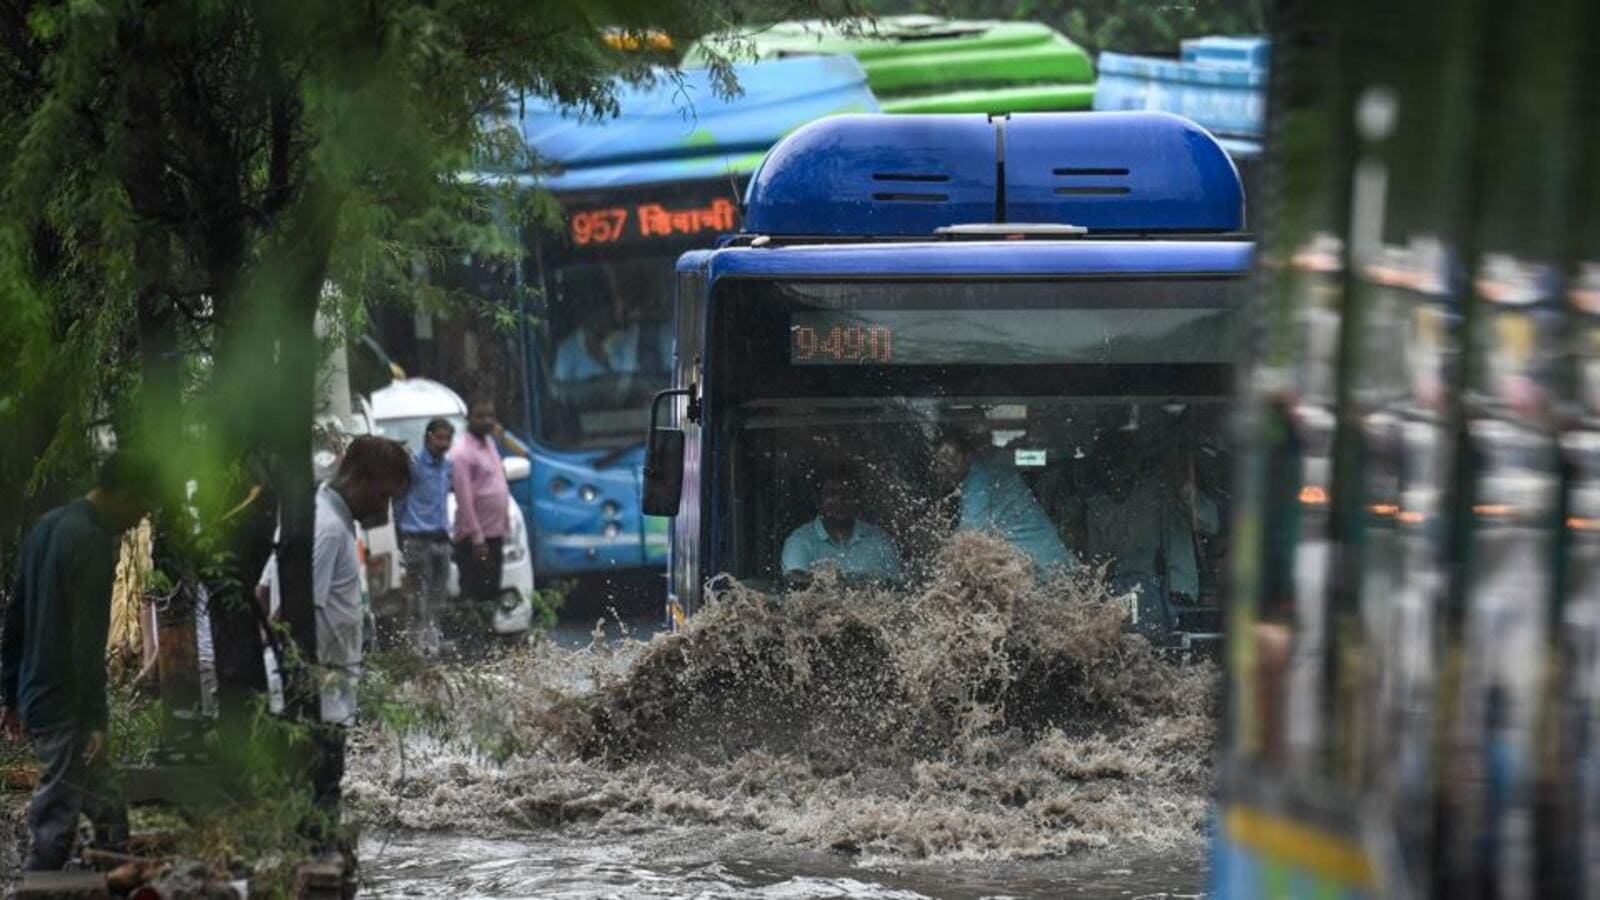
[1,453,151,870]
[781,464,903,585]
[394,418,454,655]
[932,430,1076,575]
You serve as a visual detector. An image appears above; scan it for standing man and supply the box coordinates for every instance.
[264,435,410,849]
[451,398,511,616]
[393,419,454,655]
[1,453,152,870]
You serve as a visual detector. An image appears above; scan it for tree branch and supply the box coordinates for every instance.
[0,0,44,87]
[264,86,296,218]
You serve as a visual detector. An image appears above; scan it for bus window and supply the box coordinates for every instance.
[540,257,676,448]
[705,277,1238,645]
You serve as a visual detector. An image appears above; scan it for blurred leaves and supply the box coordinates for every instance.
[0,0,865,570]
[0,0,863,859]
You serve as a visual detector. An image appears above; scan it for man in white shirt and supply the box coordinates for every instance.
[260,435,410,851]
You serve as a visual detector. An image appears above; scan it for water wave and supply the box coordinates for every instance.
[347,533,1217,863]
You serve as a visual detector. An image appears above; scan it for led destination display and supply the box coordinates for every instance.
[788,307,1230,366]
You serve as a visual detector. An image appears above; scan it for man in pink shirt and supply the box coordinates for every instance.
[450,397,512,609]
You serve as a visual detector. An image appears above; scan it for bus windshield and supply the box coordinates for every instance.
[536,256,676,449]
[707,278,1239,612]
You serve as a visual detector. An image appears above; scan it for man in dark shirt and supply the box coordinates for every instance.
[1,453,152,870]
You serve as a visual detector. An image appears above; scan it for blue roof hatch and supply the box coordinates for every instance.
[741,111,1245,237]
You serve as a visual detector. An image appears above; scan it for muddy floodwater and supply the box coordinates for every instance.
[347,536,1217,898]
[358,832,1206,897]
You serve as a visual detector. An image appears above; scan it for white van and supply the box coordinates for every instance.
[370,378,535,634]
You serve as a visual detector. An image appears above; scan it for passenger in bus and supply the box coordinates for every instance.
[781,463,904,584]
[931,429,1077,574]
[551,306,672,384]
[552,267,672,385]
[1077,432,1220,639]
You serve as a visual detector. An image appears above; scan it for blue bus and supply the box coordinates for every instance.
[641,111,1251,636]
[504,57,877,583]
[1094,36,1268,203]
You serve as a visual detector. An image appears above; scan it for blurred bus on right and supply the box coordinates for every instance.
[1216,0,1600,897]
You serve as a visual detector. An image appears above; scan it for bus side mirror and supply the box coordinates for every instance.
[642,428,685,516]
[643,387,693,517]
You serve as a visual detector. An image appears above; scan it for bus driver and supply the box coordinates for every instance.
[551,266,672,385]
[781,462,904,584]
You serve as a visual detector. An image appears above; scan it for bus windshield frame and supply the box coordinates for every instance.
[702,275,1243,588]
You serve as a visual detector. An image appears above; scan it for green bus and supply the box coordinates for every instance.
[684,16,1095,115]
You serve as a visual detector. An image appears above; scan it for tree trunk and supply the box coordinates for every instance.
[223,178,344,718]
[119,21,179,454]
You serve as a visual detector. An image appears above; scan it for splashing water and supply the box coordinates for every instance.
[347,534,1218,893]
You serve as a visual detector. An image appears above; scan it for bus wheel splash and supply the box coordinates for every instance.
[348,533,1217,863]
[578,534,1210,764]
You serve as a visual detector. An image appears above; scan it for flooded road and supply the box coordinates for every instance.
[348,536,1216,898]
[359,831,1206,898]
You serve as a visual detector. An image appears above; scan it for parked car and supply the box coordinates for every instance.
[369,377,535,634]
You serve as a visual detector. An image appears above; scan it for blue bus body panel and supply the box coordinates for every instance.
[513,56,879,193]
[742,112,1245,237]
[703,240,1252,281]
[501,431,537,546]
[1094,37,1268,160]
[526,442,654,575]
[1182,35,1271,70]
[677,248,718,274]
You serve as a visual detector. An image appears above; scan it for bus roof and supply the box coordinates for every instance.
[742,112,1246,237]
[509,56,877,193]
[685,16,1095,115]
[687,240,1252,282]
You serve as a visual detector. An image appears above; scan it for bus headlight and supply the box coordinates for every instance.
[579,484,599,503]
